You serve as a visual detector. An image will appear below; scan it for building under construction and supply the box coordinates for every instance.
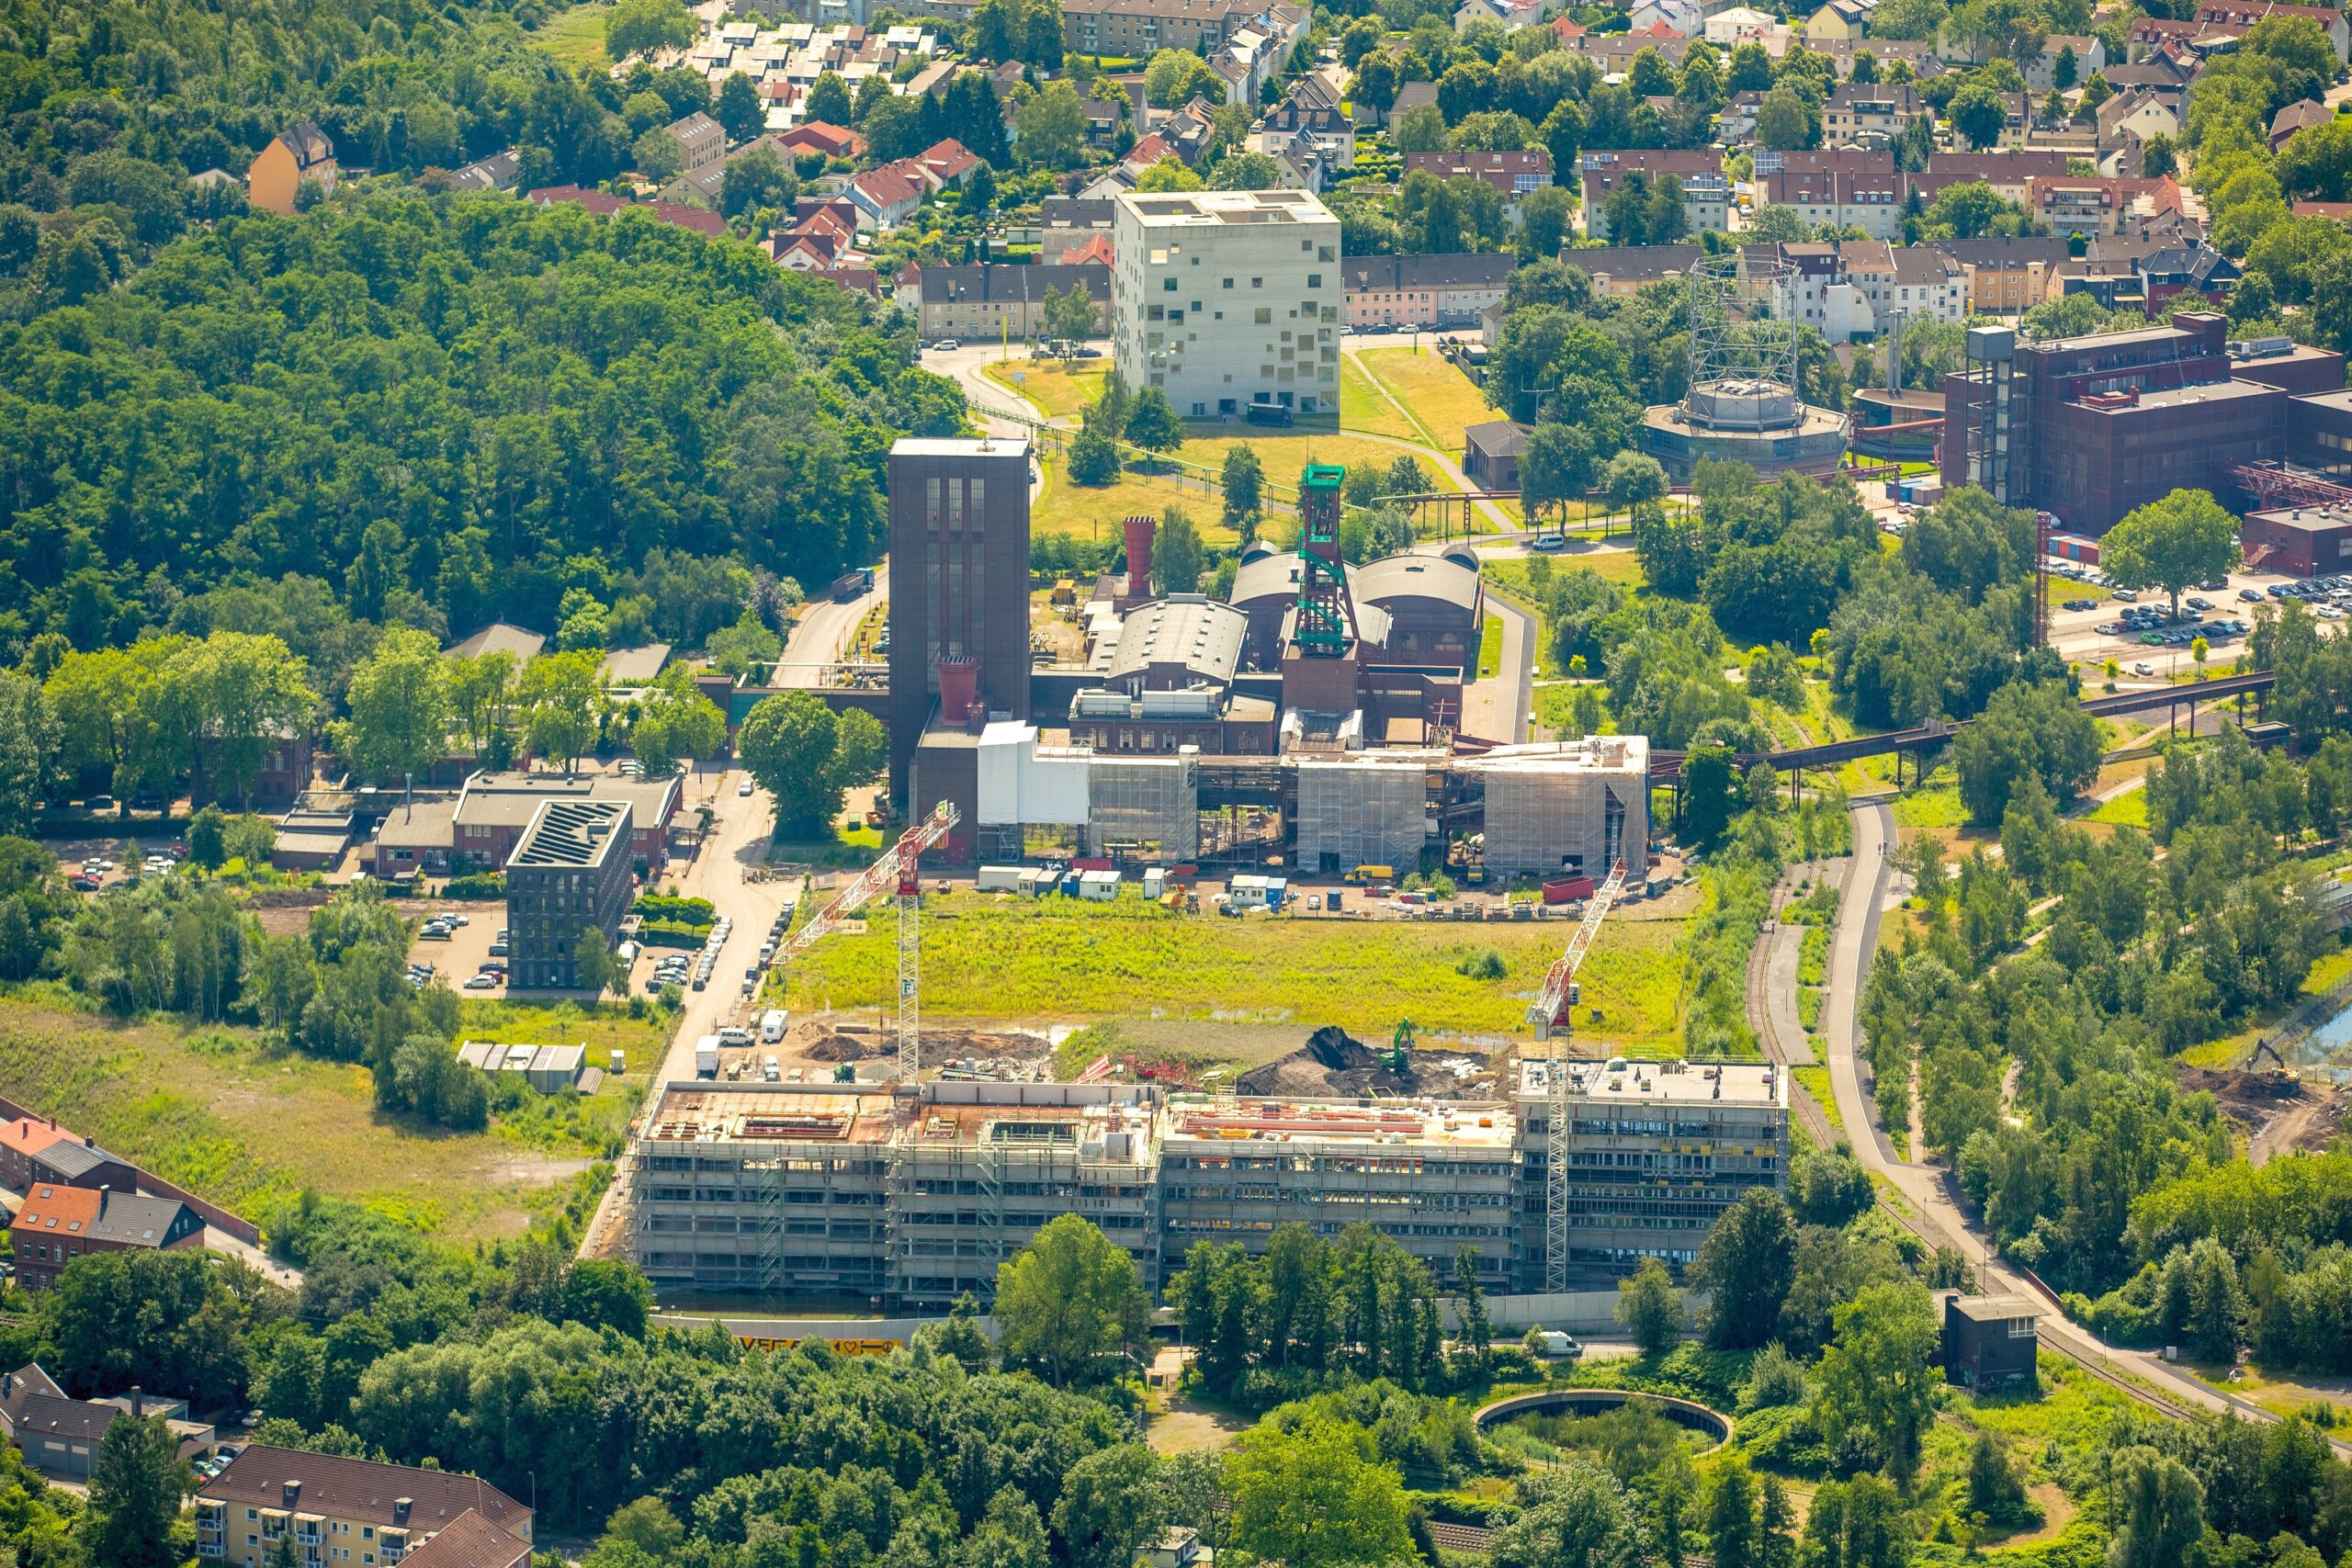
[625,1060,1785,1305]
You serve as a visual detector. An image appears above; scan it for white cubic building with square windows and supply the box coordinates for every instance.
[1110,188,1343,419]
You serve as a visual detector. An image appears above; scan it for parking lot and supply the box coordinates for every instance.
[407,904,505,994]
[2036,558,2340,675]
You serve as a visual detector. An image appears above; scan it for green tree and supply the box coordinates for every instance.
[1145,49,1222,108]
[1222,446,1265,540]
[2103,488,2244,622]
[630,666,728,776]
[1489,1458,1637,1568]
[1804,1476,1910,1568]
[1812,1280,1940,1485]
[1125,388,1186,459]
[167,633,319,810]
[574,925,617,999]
[738,691,844,838]
[707,610,783,679]
[1227,1414,1414,1568]
[721,145,797,220]
[1690,1188,1797,1348]
[1069,422,1123,486]
[994,1214,1149,1386]
[1705,1455,1762,1568]
[1052,1444,1165,1568]
[1756,87,1810,151]
[1157,509,1204,594]
[1952,679,2101,826]
[1616,1256,1683,1355]
[0,671,56,837]
[187,806,228,872]
[85,1412,187,1568]
[605,0,696,59]
[806,70,855,127]
[2109,1447,2205,1568]
[1018,83,1090,169]
[1967,1431,2029,1523]
[332,629,453,787]
[1951,84,2008,150]
[1043,281,1101,344]
[1517,183,1575,260]
[633,128,685,181]
[602,1496,685,1555]
[518,650,603,771]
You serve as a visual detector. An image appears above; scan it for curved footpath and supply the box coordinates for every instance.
[1812,800,2351,1452]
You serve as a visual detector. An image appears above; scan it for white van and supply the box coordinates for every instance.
[760,1008,788,1043]
[717,1025,753,1047]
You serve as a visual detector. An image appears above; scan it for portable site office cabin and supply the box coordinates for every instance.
[1079,869,1120,901]
[977,866,1023,893]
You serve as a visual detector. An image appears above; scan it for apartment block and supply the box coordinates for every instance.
[1340,252,1518,329]
[1821,81,1928,147]
[1757,150,1903,240]
[630,1081,1162,1309]
[9,1187,205,1291]
[503,799,633,990]
[1111,188,1341,419]
[1402,150,1554,203]
[1063,0,1258,55]
[197,1446,533,1567]
[904,261,1111,344]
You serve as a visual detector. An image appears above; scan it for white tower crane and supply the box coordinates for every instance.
[771,800,961,1081]
[1527,858,1629,1296]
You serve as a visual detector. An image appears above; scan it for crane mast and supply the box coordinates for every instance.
[1528,859,1629,1295]
[772,800,960,1081]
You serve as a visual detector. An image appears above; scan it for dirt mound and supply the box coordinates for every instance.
[1305,1025,1379,1072]
[1238,1025,1414,1098]
[2179,1064,2309,1118]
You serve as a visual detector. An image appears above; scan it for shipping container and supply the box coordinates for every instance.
[1542,875,1595,905]
[1016,868,1047,897]
[1079,869,1120,901]
[976,865,1024,893]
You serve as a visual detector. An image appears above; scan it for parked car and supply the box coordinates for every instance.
[2199,579,2229,591]
[2241,588,2265,603]
[464,974,498,989]
[69,874,100,892]
[935,338,959,351]
[739,779,754,795]
[488,940,510,956]
[1528,532,1567,552]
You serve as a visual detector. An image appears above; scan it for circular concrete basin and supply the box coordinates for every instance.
[1473,1387,1735,1455]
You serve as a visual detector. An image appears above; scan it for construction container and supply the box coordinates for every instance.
[1143,867,1165,897]
[1542,875,1595,905]
[977,865,1023,893]
[1229,874,1267,900]
[1327,888,1343,911]
[1263,876,1287,906]
[1060,871,1084,897]
[1073,857,1114,872]
[1015,868,1047,897]
[1080,869,1120,901]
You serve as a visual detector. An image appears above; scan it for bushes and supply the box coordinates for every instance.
[632,894,716,926]
[441,873,504,899]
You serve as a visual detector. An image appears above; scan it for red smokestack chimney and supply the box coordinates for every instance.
[1124,514,1155,602]
[936,655,981,731]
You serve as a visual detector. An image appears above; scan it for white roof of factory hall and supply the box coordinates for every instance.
[1104,595,1247,688]
[1455,735,1649,775]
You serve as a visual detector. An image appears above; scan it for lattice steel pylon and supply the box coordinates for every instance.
[1527,860,1631,1296]
[1687,253,1804,396]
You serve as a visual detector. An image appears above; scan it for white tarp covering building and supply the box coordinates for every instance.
[1457,736,1650,878]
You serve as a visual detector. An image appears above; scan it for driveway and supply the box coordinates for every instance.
[775,569,888,690]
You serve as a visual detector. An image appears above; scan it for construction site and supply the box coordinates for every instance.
[600,443,1762,1310]
[612,818,1788,1309]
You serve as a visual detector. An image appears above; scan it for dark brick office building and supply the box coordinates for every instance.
[1942,311,2346,533]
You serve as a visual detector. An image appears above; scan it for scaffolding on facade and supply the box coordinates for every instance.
[1292,750,1442,874]
[1469,742,1645,879]
[1086,754,1201,862]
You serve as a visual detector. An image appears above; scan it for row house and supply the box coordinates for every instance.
[1924,236,2071,313]
[1060,0,1262,59]
[1340,251,1520,329]
[2194,0,2350,58]
[1455,0,1549,28]
[903,261,1113,342]
[198,1447,533,1568]
[1403,149,1554,206]
[1911,149,2073,204]
[2030,174,2189,235]
[1755,241,1964,341]
[1251,74,1353,172]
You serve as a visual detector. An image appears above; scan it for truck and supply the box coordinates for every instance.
[1245,397,1294,426]
[1347,865,1395,886]
[827,567,875,603]
[694,1034,721,1077]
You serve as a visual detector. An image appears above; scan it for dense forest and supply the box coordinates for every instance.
[0,194,960,655]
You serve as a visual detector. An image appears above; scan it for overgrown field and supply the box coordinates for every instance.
[783,891,1690,1046]
[0,995,634,1243]
[1353,346,1499,454]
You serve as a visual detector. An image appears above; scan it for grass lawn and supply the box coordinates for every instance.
[1034,455,1240,546]
[1354,346,1498,455]
[0,996,639,1243]
[981,357,1107,421]
[1891,767,1968,832]
[1792,1065,1846,1141]
[530,3,611,71]
[2085,786,2149,828]
[783,889,1691,1047]
[1340,357,1420,441]
[1476,613,1505,680]
[1176,426,1467,498]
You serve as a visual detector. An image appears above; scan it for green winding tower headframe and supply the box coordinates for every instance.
[1295,463,1348,657]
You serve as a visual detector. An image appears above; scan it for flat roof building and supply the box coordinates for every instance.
[503,799,633,991]
[1111,188,1341,420]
